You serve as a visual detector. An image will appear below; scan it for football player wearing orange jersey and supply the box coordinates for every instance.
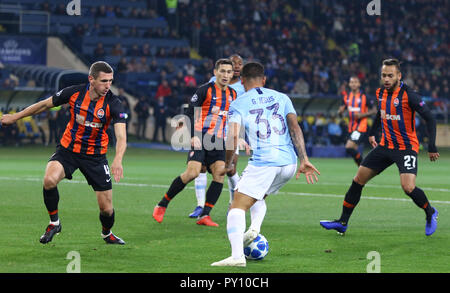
[338,76,377,166]
[320,59,439,236]
[1,61,127,245]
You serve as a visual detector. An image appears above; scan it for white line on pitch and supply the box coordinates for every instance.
[1,176,449,205]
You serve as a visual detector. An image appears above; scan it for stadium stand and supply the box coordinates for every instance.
[0,0,448,150]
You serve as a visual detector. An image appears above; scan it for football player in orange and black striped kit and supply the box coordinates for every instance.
[338,76,377,166]
[1,61,128,244]
[153,58,237,227]
[320,59,440,236]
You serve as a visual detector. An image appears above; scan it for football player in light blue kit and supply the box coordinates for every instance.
[189,54,249,218]
[212,62,320,267]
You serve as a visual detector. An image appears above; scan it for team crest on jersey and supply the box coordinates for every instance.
[393,97,399,107]
[189,151,194,157]
[97,108,105,119]
[191,94,198,103]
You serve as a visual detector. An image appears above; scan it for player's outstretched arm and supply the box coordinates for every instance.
[0,96,54,125]
[286,113,320,183]
[409,93,439,162]
[111,122,127,182]
[368,110,381,148]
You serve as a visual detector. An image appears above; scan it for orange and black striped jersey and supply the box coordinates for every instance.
[52,84,126,155]
[341,91,373,133]
[373,82,431,153]
[187,82,237,139]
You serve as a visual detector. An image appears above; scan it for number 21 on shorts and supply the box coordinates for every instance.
[404,155,416,170]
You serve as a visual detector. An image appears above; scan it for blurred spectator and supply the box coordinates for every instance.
[152,96,169,143]
[93,43,106,60]
[155,80,172,100]
[47,106,60,146]
[111,43,125,56]
[183,62,196,76]
[117,57,128,73]
[327,116,343,145]
[135,57,150,73]
[292,77,310,95]
[134,96,150,140]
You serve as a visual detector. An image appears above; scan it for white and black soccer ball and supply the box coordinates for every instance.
[244,234,269,260]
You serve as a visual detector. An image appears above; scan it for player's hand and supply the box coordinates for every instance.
[191,136,202,150]
[238,138,251,155]
[296,160,320,184]
[428,152,439,162]
[0,113,17,126]
[368,136,377,148]
[111,160,124,183]
[222,163,234,176]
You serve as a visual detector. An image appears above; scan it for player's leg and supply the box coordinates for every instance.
[153,160,202,223]
[226,152,240,205]
[190,165,207,218]
[40,160,65,244]
[96,189,125,244]
[212,165,280,266]
[320,146,391,233]
[339,165,377,223]
[197,160,225,226]
[396,152,438,236]
[211,191,256,267]
[42,160,66,223]
[243,196,268,247]
[345,138,362,166]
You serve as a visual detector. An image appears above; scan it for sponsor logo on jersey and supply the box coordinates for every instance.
[348,106,361,112]
[76,114,103,128]
[380,110,400,121]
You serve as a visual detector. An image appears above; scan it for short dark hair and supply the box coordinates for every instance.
[229,54,243,61]
[241,62,265,79]
[382,58,401,72]
[89,61,114,79]
[214,58,233,69]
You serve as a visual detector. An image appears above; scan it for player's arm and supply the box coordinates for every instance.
[0,96,54,125]
[111,122,127,182]
[286,113,320,183]
[409,93,439,161]
[355,95,377,119]
[368,110,381,148]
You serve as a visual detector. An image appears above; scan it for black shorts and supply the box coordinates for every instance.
[347,130,367,145]
[361,146,418,175]
[49,145,112,191]
[186,135,225,170]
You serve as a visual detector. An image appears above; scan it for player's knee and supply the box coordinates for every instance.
[185,169,200,181]
[43,175,59,189]
[353,173,366,186]
[99,207,114,216]
[401,182,415,194]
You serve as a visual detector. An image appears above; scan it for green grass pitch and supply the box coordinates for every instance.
[0,146,449,273]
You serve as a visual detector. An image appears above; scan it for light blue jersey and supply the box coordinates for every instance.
[209,76,245,97]
[228,87,298,166]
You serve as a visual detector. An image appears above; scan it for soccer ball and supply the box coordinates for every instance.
[244,234,269,260]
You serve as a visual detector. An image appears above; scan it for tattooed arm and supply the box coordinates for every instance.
[286,113,308,163]
[286,113,320,184]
